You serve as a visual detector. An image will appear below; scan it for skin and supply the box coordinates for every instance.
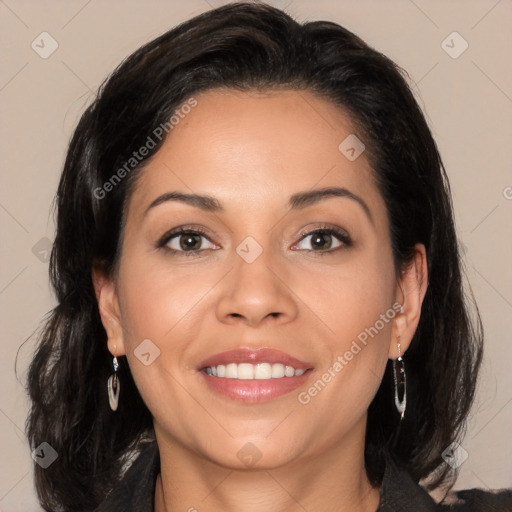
[94,89,428,512]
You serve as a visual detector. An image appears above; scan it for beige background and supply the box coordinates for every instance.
[1,0,511,510]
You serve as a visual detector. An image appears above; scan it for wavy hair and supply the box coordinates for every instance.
[25,3,483,510]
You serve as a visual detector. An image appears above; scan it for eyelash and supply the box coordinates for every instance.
[157,226,212,257]
[295,225,352,255]
[157,224,352,257]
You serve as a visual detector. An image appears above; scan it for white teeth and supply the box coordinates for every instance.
[225,363,238,378]
[271,363,285,378]
[237,363,254,379]
[204,362,307,379]
[254,363,272,379]
[284,365,295,377]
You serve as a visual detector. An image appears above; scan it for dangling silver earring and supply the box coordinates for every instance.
[393,338,406,420]
[107,354,120,411]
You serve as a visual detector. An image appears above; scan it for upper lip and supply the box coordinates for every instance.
[197,348,313,371]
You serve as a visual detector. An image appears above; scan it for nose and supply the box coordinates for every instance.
[215,248,298,328]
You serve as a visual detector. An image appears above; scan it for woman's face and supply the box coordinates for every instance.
[98,89,417,470]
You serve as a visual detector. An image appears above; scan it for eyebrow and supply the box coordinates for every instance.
[145,191,223,215]
[144,186,372,223]
[289,187,372,222]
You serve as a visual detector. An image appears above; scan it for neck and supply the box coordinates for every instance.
[154,422,380,512]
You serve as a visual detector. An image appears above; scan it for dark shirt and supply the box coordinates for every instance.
[95,442,512,511]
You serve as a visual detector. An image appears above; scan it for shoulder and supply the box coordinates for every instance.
[444,487,512,511]
[378,456,512,512]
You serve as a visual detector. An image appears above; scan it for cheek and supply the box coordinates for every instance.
[115,257,217,437]
[294,246,396,347]
[118,253,226,344]
[291,244,396,405]
[293,266,396,448]
[115,253,232,414]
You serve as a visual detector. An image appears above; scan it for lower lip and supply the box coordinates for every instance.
[199,370,312,403]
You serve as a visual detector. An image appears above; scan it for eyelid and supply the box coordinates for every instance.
[293,224,351,245]
[157,225,218,250]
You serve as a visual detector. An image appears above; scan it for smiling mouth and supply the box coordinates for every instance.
[201,362,309,379]
[197,347,314,402]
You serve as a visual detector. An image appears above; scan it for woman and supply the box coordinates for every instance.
[26,3,512,511]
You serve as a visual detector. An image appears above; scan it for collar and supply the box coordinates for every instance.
[377,454,438,512]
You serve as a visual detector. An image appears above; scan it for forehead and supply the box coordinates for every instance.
[128,88,382,217]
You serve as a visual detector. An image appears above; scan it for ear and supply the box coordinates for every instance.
[389,243,428,359]
[92,263,126,357]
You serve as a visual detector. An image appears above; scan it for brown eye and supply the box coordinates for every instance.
[293,228,350,252]
[310,232,333,250]
[178,233,203,251]
[162,229,217,253]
